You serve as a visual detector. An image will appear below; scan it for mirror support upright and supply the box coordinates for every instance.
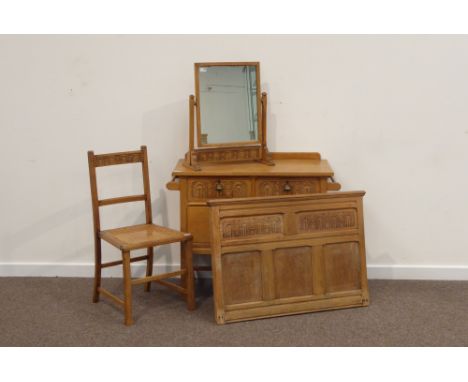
[260,92,274,166]
[185,94,201,171]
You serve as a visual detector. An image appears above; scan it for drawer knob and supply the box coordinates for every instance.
[283,182,292,192]
[216,180,224,193]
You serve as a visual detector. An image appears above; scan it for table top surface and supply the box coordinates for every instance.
[172,156,335,177]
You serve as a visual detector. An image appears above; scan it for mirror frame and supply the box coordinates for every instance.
[194,62,263,148]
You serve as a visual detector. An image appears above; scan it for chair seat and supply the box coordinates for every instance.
[100,224,191,251]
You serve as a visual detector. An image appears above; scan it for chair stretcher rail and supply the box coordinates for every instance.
[131,270,186,286]
[101,254,149,268]
[98,287,124,307]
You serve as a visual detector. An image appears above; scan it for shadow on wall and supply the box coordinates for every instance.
[151,188,173,273]
[141,99,188,170]
[1,92,278,271]
[141,99,188,270]
[363,202,398,279]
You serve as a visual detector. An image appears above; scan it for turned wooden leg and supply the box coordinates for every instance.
[182,239,196,311]
[144,247,154,292]
[92,236,102,303]
[122,250,134,326]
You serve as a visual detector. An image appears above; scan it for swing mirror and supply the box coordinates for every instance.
[195,62,262,147]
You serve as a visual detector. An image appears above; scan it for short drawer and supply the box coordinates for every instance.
[188,178,253,201]
[255,178,320,196]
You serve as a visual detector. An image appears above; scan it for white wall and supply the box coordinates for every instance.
[1,35,467,279]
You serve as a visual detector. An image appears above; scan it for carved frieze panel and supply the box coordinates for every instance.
[296,209,357,233]
[94,152,143,167]
[221,214,284,240]
[197,147,261,163]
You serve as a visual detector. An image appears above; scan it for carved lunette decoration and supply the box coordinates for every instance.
[296,209,357,233]
[289,180,319,194]
[189,179,250,200]
[221,214,284,240]
[256,179,319,196]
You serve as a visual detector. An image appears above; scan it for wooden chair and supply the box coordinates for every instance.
[87,145,195,326]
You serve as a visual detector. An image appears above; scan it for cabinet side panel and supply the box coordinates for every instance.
[187,206,210,244]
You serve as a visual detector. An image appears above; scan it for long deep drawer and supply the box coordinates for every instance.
[255,177,320,196]
[187,178,253,201]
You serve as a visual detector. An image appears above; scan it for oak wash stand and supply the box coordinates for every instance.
[166,62,368,323]
[167,153,341,257]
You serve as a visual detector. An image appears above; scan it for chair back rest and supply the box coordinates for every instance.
[87,146,153,234]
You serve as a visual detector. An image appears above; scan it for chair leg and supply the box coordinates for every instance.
[144,247,154,292]
[182,239,196,311]
[180,241,187,289]
[92,237,102,303]
[122,250,134,326]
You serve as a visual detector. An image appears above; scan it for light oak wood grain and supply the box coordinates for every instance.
[88,146,196,326]
[208,191,369,324]
[168,154,342,258]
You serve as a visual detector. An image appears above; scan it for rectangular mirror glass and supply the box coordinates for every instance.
[195,63,261,146]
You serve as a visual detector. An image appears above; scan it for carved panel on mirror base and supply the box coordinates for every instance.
[189,146,263,163]
[208,191,368,324]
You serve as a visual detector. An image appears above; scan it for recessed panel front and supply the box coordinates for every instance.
[221,251,263,305]
[273,246,314,299]
[323,242,361,293]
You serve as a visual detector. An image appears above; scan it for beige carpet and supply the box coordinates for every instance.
[0,278,467,346]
